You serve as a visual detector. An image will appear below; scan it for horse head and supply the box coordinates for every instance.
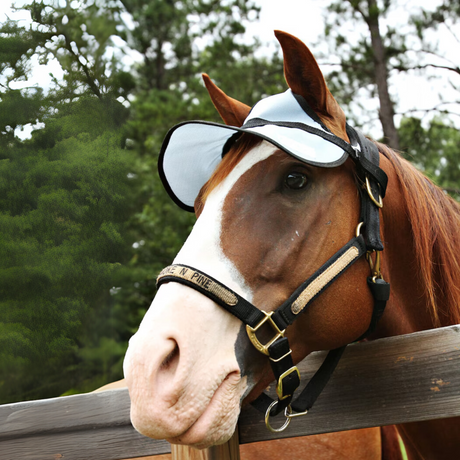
[123,31,387,448]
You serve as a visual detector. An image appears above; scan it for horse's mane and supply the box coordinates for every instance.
[376,141,460,327]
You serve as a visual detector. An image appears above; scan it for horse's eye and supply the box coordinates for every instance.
[285,172,308,190]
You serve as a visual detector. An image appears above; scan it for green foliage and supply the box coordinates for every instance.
[115,0,286,322]
[0,88,45,136]
[20,0,132,100]
[399,117,460,200]
[0,95,135,402]
[0,93,136,401]
[0,0,287,403]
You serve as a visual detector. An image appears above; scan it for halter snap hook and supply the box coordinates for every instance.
[366,250,382,282]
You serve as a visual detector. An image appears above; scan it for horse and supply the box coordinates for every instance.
[123,30,460,460]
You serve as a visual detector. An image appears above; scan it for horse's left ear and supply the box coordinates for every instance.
[202,74,251,127]
[274,30,349,141]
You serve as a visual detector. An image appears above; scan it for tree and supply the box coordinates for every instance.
[399,117,460,200]
[321,0,460,151]
[0,96,135,402]
[0,0,136,402]
[0,0,287,403]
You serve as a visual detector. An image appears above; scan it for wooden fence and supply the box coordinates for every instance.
[2,325,460,460]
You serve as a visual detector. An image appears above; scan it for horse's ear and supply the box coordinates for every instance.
[274,30,348,140]
[202,74,251,127]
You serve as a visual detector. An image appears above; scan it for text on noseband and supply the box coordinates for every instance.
[157,265,238,306]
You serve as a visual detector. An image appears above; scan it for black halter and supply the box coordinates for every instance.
[156,125,390,432]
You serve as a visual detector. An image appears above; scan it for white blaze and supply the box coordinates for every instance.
[123,141,278,448]
[174,141,278,296]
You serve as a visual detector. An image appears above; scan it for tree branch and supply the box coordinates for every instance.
[394,63,460,75]
[61,32,103,99]
[419,48,458,68]
[443,187,460,195]
[396,103,460,119]
[347,0,369,24]
[443,22,460,47]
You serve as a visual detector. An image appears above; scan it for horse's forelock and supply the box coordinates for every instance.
[194,133,263,215]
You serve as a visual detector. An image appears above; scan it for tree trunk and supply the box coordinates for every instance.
[365,0,400,150]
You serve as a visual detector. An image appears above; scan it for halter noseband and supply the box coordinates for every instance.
[156,125,390,433]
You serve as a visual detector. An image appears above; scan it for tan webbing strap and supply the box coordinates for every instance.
[291,246,360,314]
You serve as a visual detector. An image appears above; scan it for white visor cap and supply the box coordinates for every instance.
[159,89,352,211]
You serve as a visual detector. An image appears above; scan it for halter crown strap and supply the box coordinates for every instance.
[347,125,387,252]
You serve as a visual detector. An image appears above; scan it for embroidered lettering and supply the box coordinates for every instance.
[157,265,238,306]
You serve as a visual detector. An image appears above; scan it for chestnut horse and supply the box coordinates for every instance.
[123,31,460,459]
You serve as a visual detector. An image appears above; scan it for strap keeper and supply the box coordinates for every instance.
[270,348,292,363]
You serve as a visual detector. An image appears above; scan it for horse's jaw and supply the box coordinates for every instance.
[124,142,278,448]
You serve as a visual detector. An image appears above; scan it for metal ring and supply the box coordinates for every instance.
[285,405,309,419]
[264,401,291,433]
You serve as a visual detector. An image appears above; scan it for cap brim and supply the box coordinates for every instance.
[158,120,349,212]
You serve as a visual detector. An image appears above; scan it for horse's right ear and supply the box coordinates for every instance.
[274,30,349,141]
[202,74,251,127]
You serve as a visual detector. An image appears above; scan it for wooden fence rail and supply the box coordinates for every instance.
[1,325,460,460]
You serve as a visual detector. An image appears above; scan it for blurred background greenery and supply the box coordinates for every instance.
[0,0,458,404]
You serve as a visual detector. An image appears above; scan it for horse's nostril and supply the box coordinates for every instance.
[160,340,180,371]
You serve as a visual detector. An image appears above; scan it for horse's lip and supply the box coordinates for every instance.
[166,371,243,448]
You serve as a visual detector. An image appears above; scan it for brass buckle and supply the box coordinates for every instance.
[365,176,383,208]
[246,311,285,356]
[276,366,300,400]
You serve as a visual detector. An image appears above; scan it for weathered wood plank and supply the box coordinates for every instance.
[1,325,460,460]
[239,324,460,443]
[0,389,170,460]
[0,426,170,460]
[0,388,132,438]
[171,430,240,460]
